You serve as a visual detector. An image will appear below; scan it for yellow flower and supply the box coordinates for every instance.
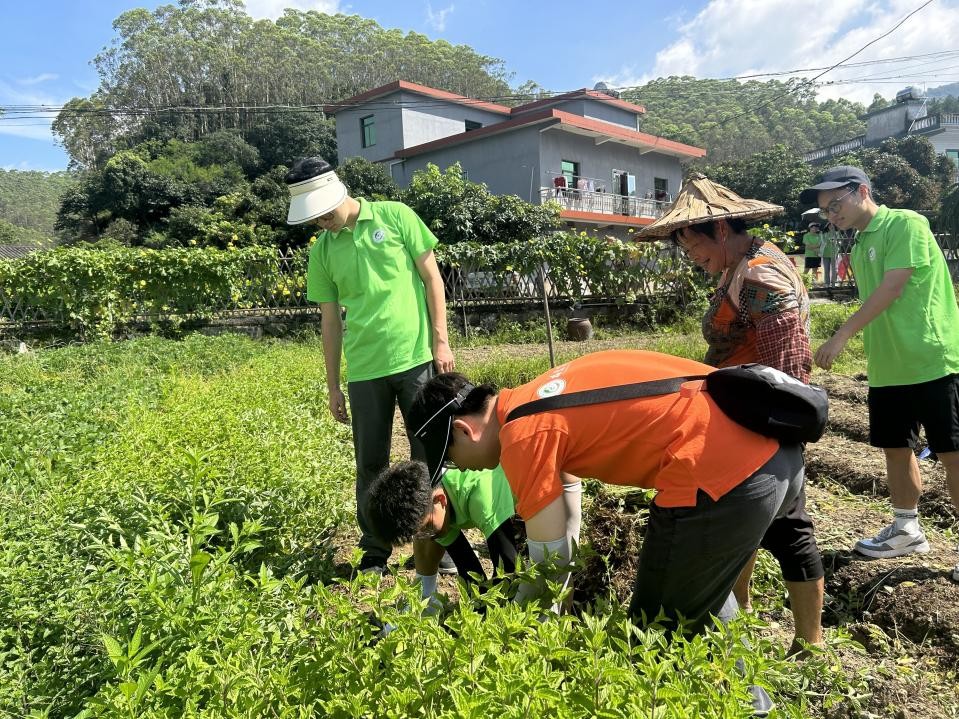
[138,280,146,288]
[309,235,317,245]
[188,239,198,246]
[762,223,770,229]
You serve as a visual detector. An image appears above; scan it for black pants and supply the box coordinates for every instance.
[444,518,522,581]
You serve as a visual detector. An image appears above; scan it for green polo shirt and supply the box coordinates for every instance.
[802,232,822,257]
[307,199,438,382]
[820,231,839,259]
[850,205,959,387]
[435,465,516,548]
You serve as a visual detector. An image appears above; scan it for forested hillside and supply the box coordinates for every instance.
[0,170,75,240]
[623,77,867,164]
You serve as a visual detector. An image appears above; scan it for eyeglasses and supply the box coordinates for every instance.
[818,187,858,220]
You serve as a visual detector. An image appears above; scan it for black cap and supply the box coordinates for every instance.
[799,165,871,205]
[284,156,334,185]
[411,382,476,485]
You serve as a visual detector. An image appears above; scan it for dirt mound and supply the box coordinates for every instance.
[815,372,869,404]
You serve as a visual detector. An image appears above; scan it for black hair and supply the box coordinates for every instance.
[366,461,435,545]
[670,217,749,245]
[285,156,334,185]
[408,372,497,434]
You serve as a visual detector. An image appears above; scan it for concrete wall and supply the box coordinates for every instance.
[513,98,639,130]
[391,125,543,200]
[335,90,507,164]
[928,126,959,181]
[865,101,927,143]
[538,127,682,197]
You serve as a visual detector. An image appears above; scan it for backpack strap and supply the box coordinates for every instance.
[504,375,705,424]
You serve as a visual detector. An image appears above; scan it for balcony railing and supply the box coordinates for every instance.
[540,187,670,219]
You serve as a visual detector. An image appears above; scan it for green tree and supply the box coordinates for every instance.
[701,144,814,222]
[336,157,398,200]
[622,77,866,164]
[401,163,559,245]
[53,1,514,168]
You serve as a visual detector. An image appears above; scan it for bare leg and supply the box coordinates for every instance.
[732,550,759,611]
[937,450,959,512]
[884,447,922,509]
[786,577,824,651]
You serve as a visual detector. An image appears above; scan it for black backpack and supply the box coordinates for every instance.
[505,363,828,444]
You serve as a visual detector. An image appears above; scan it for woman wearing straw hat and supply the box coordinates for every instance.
[640,173,823,655]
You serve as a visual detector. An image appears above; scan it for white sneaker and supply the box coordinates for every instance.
[854,521,930,558]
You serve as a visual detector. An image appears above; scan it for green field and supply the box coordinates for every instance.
[0,314,934,718]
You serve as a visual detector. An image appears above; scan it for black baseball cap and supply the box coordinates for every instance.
[799,165,871,205]
[411,381,476,485]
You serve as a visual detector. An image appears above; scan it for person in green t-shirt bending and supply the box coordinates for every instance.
[286,157,455,574]
[803,165,959,582]
[367,461,582,607]
[801,223,823,281]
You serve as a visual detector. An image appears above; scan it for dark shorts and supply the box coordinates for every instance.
[759,486,824,582]
[868,373,959,452]
[804,257,822,269]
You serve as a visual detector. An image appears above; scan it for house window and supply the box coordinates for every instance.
[561,159,580,189]
[654,177,669,202]
[361,115,376,148]
[465,120,482,131]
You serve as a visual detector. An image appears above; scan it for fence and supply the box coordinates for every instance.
[2,233,957,342]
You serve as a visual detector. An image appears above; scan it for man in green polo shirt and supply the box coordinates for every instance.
[286,156,455,574]
[804,166,959,581]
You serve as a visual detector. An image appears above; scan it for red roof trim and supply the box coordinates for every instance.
[324,80,512,116]
[394,109,706,159]
[551,110,706,158]
[512,89,646,116]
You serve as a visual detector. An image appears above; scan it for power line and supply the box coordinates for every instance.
[710,0,937,128]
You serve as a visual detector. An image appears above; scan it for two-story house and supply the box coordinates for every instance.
[325,81,706,239]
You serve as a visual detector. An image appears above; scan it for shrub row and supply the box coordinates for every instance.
[0,236,711,341]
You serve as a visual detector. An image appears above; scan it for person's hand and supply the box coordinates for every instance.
[328,386,349,423]
[433,341,455,374]
[814,333,848,371]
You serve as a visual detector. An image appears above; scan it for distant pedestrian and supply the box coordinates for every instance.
[802,223,823,282]
[803,165,959,581]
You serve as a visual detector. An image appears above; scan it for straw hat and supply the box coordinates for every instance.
[639,173,783,238]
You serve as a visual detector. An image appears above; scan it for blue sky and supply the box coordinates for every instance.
[3,0,959,172]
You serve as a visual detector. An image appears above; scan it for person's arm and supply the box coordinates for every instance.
[414,249,455,374]
[814,268,914,370]
[320,301,349,423]
[514,493,572,613]
[754,310,812,383]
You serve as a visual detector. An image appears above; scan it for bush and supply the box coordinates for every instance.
[0,245,306,340]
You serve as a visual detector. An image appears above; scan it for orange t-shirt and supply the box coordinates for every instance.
[495,350,779,519]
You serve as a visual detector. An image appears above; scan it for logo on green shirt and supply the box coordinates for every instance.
[372,229,386,243]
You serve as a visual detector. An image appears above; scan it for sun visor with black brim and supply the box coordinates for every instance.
[413,383,476,486]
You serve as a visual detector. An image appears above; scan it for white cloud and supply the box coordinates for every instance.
[17,73,59,86]
[425,2,454,32]
[604,0,959,104]
[243,0,340,20]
